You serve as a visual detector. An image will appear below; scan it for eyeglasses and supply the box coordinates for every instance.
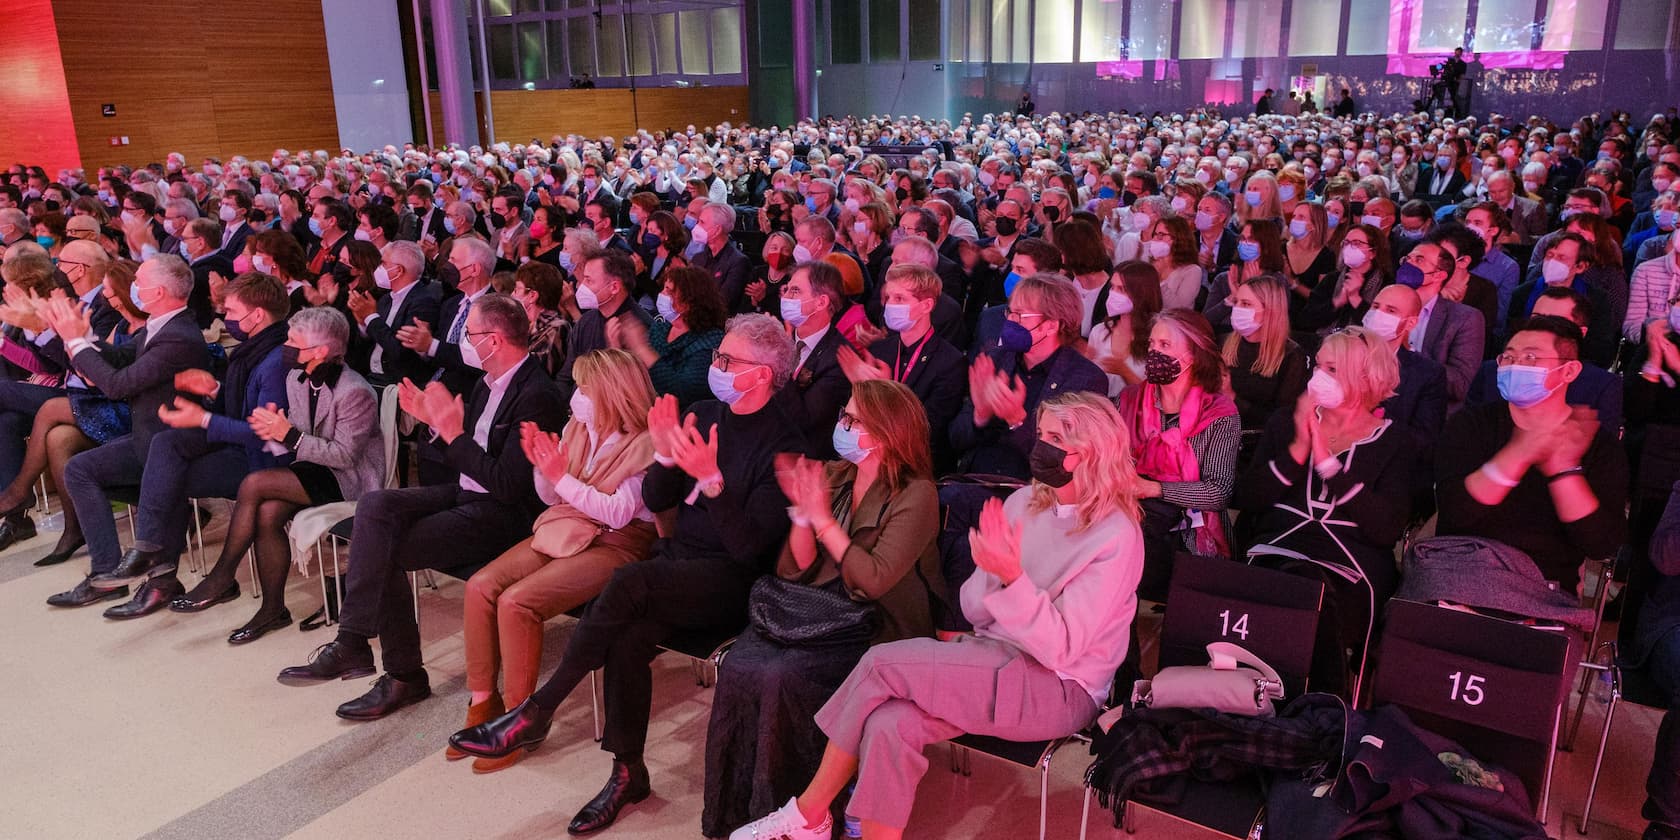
[837,410,863,432]
[711,350,767,373]
[1005,310,1046,325]
[1496,351,1564,367]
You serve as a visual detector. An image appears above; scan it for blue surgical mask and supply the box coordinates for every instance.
[1496,364,1562,408]
[1326,212,1340,229]
[779,295,811,327]
[883,302,915,333]
[307,217,323,237]
[805,196,819,213]
[656,292,679,322]
[832,423,873,464]
[558,250,574,271]
[1097,186,1117,200]
[682,215,698,231]
[130,283,151,313]
[1658,209,1679,230]
[997,319,1034,354]
[1002,271,1023,298]
[444,217,458,235]
[1288,220,1309,239]
[1244,191,1262,207]
[707,363,750,404]
[1236,241,1260,262]
[1278,185,1297,201]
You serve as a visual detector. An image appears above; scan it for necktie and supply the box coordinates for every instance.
[448,300,469,343]
[795,339,809,370]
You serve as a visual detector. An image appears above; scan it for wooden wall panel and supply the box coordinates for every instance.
[428,86,751,146]
[0,0,81,172]
[51,0,340,169]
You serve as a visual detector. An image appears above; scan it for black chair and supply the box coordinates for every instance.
[1080,554,1325,839]
[1368,599,1573,826]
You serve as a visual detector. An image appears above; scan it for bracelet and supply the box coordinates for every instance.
[1479,462,1521,488]
[1547,465,1586,482]
[815,519,842,542]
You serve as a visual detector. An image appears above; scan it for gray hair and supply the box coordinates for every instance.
[164,197,200,220]
[185,217,221,244]
[143,254,196,300]
[701,201,737,231]
[451,235,497,278]
[471,293,530,348]
[891,234,939,269]
[289,306,350,359]
[724,313,797,388]
[445,200,478,227]
[0,208,25,232]
[381,240,423,282]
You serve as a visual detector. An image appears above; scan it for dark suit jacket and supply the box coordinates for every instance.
[948,344,1106,478]
[430,290,484,395]
[188,253,233,328]
[217,220,252,262]
[70,311,210,461]
[443,354,566,519]
[869,331,967,472]
[365,279,444,387]
[1384,348,1449,447]
[691,239,753,312]
[788,327,853,460]
[35,296,124,372]
[1414,166,1469,205]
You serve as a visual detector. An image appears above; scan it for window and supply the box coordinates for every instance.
[711,7,742,73]
[968,0,989,60]
[597,15,626,77]
[1230,0,1281,58]
[950,0,969,61]
[909,0,941,60]
[628,14,654,75]
[991,0,1012,62]
[547,20,569,76]
[515,0,542,12]
[1080,0,1124,62]
[518,22,546,81]
[489,23,518,80]
[1616,0,1675,48]
[831,0,863,63]
[569,15,595,75]
[1288,0,1342,56]
[654,12,679,73]
[1012,0,1029,60]
[1540,0,1609,51]
[869,0,900,61]
[1180,0,1226,59]
[1034,0,1075,62]
[760,1,793,68]
[679,10,710,73]
[1345,0,1391,54]
[1129,0,1174,59]
[488,0,513,16]
[1473,0,1537,51]
[1409,0,1467,51]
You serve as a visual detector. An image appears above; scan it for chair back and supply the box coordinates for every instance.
[379,384,401,490]
[1158,553,1325,698]
[1370,599,1570,817]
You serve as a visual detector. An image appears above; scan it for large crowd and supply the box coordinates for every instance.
[3,100,1679,839]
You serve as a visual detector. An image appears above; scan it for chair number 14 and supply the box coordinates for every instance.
[1218,610,1249,641]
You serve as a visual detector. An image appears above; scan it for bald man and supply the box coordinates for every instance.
[1367,285,1449,449]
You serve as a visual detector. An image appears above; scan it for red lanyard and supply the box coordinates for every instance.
[893,330,935,383]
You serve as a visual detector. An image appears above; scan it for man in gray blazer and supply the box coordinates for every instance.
[1486,171,1548,247]
[1403,240,1485,413]
[41,256,210,609]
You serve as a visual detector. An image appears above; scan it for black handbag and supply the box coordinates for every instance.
[747,575,880,648]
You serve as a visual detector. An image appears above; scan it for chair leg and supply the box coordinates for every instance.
[35,474,49,517]
[1078,785,1092,840]
[246,549,258,599]
[317,537,331,621]
[948,744,959,774]
[331,537,345,626]
[190,499,205,577]
[409,571,421,627]
[1577,692,1620,835]
[589,670,603,742]
[125,505,136,545]
[1038,751,1051,840]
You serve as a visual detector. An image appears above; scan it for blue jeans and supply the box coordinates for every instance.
[62,438,144,575]
[131,429,250,563]
[1647,629,1680,839]
[0,380,62,491]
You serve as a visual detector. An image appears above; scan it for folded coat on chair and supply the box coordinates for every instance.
[1396,536,1595,631]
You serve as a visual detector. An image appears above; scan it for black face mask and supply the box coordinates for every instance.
[1144,349,1184,385]
[896,187,910,202]
[1028,440,1075,488]
[1044,206,1061,222]
[994,216,1019,237]
[281,344,306,371]
[1349,200,1366,217]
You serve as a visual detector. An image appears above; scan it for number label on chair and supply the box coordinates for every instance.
[1218,609,1250,641]
[1447,671,1486,706]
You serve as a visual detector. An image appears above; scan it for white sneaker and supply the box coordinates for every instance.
[728,797,832,840]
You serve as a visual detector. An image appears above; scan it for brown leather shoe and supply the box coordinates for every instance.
[471,748,526,774]
[447,695,505,761]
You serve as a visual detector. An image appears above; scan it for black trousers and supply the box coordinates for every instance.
[338,484,530,673]
[528,547,756,762]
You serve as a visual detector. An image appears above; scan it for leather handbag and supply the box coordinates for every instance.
[747,575,880,648]
[1132,642,1286,717]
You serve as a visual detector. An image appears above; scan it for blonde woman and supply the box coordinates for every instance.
[453,349,658,773]
[1223,275,1309,430]
[849,201,895,285]
[730,392,1144,840]
[1236,170,1285,228]
[1283,201,1336,307]
[1235,326,1411,697]
[1275,168,1308,217]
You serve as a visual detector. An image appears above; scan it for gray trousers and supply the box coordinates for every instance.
[814,636,1097,829]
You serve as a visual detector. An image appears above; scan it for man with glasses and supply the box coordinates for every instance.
[1402,239,1485,411]
[349,240,441,388]
[1435,314,1627,594]
[179,217,232,328]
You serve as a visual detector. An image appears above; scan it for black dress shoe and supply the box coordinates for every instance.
[448,697,554,758]
[567,760,652,835]
[228,611,293,645]
[276,640,377,685]
[33,536,85,567]
[103,574,185,620]
[336,672,432,721]
[89,547,175,587]
[0,515,37,552]
[168,582,241,613]
[46,576,128,608]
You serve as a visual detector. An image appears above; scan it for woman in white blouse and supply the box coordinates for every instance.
[454,348,658,773]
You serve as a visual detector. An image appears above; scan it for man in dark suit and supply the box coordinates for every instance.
[780,261,853,459]
[1415,146,1469,207]
[1369,285,1449,449]
[560,251,653,399]
[1194,193,1240,276]
[1485,170,1548,247]
[180,217,233,328]
[967,237,1063,361]
[405,181,448,244]
[350,241,442,388]
[1403,241,1485,411]
[215,189,254,262]
[853,263,967,472]
[277,293,565,721]
[877,231,968,348]
[43,255,210,608]
[396,237,500,484]
[305,199,356,287]
[688,202,753,311]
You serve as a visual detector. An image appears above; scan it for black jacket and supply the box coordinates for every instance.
[443,354,567,519]
[69,311,210,461]
[787,327,853,460]
[869,330,967,473]
[364,280,444,387]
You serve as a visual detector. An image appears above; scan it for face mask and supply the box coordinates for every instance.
[656,292,679,322]
[1002,271,1024,298]
[1325,212,1340,229]
[1659,209,1680,230]
[281,344,306,371]
[1656,179,1675,194]
[1559,207,1579,223]
[1288,220,1309,239]
[163,218,180,237]
[1523,180,1541,194]
[459,331,489,370]
[1340,242,1372,269]
[994,217,1019,237]
[1170,196,1190,214]
[1277,185,1297,202]
[804,196,820,214]
[1105,291,1133,318]
[883,302,917,332]
[1144,349,1183,385]
[707,363,754,405]
[570,389,595,427]
[690,222,710,246]
[370,264,393,290]
[780,295,815,327]
[1244,191,1262,207]
[1146,239,1171,259]
[1542,258,1572,285]
[1436,156,1453,171]
[1194,210,1215,232]
[1395,262,1427,288]
[231,253,253,274]
[1360,213,1384,229]
[791,243,814,264]
[1496,364,1562,408]
[832,422,873,464]
[978,170,997,188]
[1028,439,1075,488]
[1097,186,1117,199]
[354,228,374,242]
[997,319,1035,354]
[1237,241,1261,262]
[1361,307,1404,341]
[224,312,254,342]
[1230,305,1262,337]
[1357,163,1374,178]
[36,235,56,249]
[1195,170,1212,185]
[1307,368,1345,409]
[575,280,603,310]
[219,204,238,222]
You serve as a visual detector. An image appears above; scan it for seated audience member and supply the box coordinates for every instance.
[1364,285,1449,447]
[397,235,498,399]
[837,264,966,472]
[1564,212,1629,327]
[84,272,293,618]
[880,232,966,347]
[449,314,806,835]
[743,231,795,316]
[508,260,572,378]
[169,307,383,642]
[689,202,752,311]
[1301,223,1392,332]
[276,294,565,721]
[1628,228,1680,343]
[43,256,211,608]
[455,349,658,773]
[560,251,651,397]
[608,265,727,409]
[703,379,944,837]
[1116,308,1241,599]
[179,217,233,328]
[728,391,1143,840]
[1089,261,1165,397]
[1508,231,1618,366]
[774,260,854,459]
[1430,224,1502,350]
[1435,315,1628,594]
[1638,485,1680,840]
[1192,192,1240,277]
[1400,239,1485,411]
[1281,201,1337,318]
[1467,287,1623,432]
[1222,275,1309,431]
[350,240,442,388]
[1465,202,1524,334]
[1203,219,1284,329]
[1525,187,1607,279]
[1237,327,1413,696]
[1051,218,1113,336]
[1143,214,1203,310]
[968,237,1064,358]
[950,272,1106,478]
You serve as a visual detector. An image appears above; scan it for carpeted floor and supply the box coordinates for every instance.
[0,510,1659,840]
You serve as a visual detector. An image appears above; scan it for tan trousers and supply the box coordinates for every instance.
[463,521,656,705]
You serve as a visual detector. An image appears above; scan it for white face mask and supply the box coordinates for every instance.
[1105,291,1133,318]
[373,265,393,289]
[1146,239,1172,259]
[1307,368,1345,409]
[1230,305,1262,337]
[1341,243,1369,269]
[252,254,274,274]
[1361,307,1403,342]
[570,388,595,428]
[459,331,489,370]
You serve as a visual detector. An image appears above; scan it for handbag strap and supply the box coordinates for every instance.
[1206,641,1286,699]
